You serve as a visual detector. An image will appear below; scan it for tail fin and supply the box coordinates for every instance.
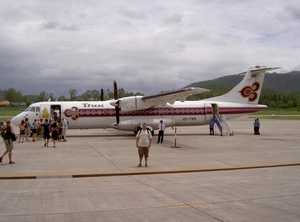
[208,66,280,104]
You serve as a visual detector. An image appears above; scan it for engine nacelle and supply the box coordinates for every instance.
[111,118,175,132]
[111,119,149,131]
[110,96,148,111]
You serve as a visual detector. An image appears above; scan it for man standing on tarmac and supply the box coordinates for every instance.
[136,123,152,167]
[157,120,166,143]
[62,117,68,142]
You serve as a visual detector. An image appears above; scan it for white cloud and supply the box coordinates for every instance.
[0,0,299,99]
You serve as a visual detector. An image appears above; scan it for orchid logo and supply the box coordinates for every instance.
[239,82,260,102]
[64,106,79,120]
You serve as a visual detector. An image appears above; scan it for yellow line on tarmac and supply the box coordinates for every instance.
[167,203,212,209]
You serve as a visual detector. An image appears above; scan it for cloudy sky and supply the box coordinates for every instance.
[0,0,299,98]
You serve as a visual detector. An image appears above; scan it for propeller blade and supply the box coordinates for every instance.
[113,81,118,100]
[113,81,120,124]
[100,88,104,101]
[115,102,120,124]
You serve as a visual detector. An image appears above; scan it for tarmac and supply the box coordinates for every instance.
[0,116,300,221]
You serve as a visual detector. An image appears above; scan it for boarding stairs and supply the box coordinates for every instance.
[214,115,231,136]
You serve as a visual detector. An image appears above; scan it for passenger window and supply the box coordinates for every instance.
[36,107,40,113]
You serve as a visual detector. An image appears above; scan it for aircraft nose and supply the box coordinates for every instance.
[11,114,22,126]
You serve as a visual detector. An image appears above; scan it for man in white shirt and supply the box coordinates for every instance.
[62,117,68,142]
[157,120,166,143]
[136,123,152,167]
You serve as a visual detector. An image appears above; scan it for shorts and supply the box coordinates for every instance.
[4,139,14,150]
[138,147,149,158]
[20,130,25,135]
[37,128,42,135]
[43,133,50,140]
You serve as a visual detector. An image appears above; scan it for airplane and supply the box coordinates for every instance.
[11,65,280,135]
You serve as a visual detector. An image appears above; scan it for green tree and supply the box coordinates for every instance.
[38,91,47,101]
[49,93,55,101]
[82,90,92,100]
[3,88,22,102]
[91,89,100,100]
[69,89,77,101]
[57,95,67,101]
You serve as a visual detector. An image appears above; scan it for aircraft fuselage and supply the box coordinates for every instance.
[11,100,266,132]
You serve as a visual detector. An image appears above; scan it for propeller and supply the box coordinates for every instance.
[100,88,104,101]
[113,81,120,125]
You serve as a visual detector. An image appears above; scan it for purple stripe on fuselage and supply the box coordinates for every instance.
[76,107,266,117]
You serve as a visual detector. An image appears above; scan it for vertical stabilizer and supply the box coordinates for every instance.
[207,66,280,104]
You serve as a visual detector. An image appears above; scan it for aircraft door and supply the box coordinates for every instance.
[40,104,51,120]
[204,103,213,121]
[205,103,219,121]
[211,103,219,118]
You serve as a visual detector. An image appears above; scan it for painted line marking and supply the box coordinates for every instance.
[167,203,212,209]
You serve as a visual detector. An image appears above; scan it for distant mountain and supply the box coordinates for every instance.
[1,71,299,102]
[186,71,300,92]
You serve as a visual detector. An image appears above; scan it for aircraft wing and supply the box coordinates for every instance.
[142,87,210,107]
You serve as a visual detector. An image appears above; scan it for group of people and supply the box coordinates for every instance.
[135,118,263,168]
[0,115,69,164]
[18,117,68,147]
[209,118,261,135]
[2,116,261,166]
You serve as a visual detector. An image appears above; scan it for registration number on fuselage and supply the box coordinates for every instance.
[182,117,197,121]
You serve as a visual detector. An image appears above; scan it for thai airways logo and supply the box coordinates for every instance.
[64,107,79,120]
[239,82,260,102]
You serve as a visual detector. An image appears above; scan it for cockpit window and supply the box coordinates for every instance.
[24,106,31,111]
[24,106,40,112]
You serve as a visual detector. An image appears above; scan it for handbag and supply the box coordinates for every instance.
[11,133,17,141]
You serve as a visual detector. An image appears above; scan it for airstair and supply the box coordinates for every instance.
[214,114,231,136]
[205,103,232,136]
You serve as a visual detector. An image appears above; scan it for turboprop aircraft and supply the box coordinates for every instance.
[11,65,280,135]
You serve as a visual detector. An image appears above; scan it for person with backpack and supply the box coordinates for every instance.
[41,119,51,147]
[136,123,152,167]
[51,121,59,148]
[0,119,16,164]
[24,117,31,141]
[31,119,37,142]
[18,119,26,143]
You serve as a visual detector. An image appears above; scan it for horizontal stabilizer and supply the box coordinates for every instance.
[237,67,281,76]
